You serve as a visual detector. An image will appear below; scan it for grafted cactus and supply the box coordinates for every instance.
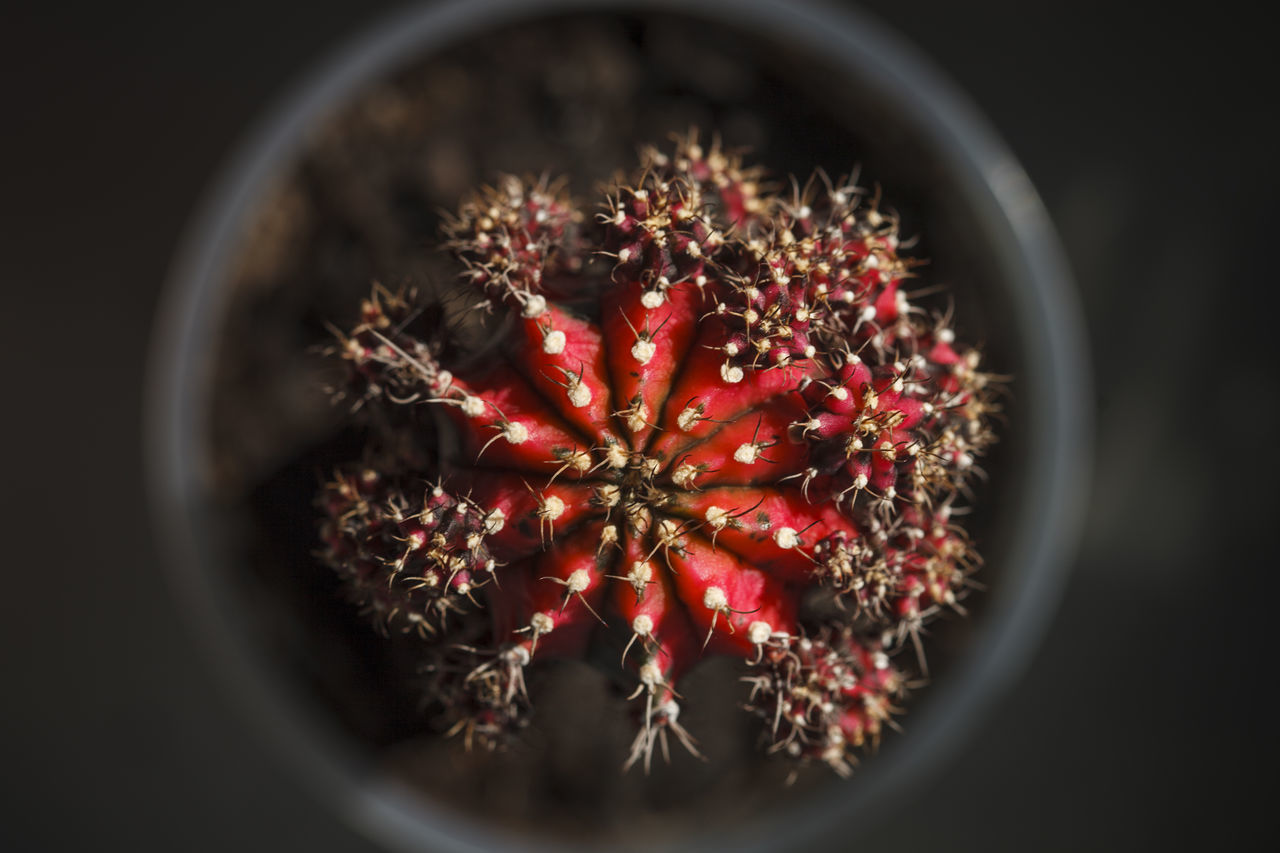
[318,134,1001,775]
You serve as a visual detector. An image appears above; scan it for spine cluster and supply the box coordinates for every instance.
[318,466,497,636]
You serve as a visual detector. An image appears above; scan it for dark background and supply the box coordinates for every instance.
[3,1,1274,850]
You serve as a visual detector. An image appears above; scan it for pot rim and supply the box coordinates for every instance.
[146,1,1092,851]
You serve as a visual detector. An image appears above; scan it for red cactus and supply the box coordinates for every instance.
[318,135,1001,775]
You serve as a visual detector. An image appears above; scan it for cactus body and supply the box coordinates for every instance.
[319,136,1000,774]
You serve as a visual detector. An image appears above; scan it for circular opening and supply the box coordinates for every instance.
[148,2,1089,851]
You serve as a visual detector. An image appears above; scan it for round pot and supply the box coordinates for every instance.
[147,1,1091,851]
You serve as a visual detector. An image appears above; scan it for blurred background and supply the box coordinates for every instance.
[3,1,1273,850]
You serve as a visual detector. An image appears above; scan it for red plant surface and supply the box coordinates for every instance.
[318,135,1001,775]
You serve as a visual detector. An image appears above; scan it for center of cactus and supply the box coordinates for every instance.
[320,135,1000,776]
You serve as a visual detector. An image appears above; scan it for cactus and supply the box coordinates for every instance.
[317,134,1001,777]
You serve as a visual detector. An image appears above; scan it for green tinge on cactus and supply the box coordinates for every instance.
[317,134,1002,776]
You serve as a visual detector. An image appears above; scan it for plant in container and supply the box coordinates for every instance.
[148,2,1089,851]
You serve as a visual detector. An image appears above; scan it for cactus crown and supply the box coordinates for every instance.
[318,133,1002,776]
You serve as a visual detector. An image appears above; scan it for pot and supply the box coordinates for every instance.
[147,1,1091,850]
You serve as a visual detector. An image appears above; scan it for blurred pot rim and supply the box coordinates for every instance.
[146,1,1092,851]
